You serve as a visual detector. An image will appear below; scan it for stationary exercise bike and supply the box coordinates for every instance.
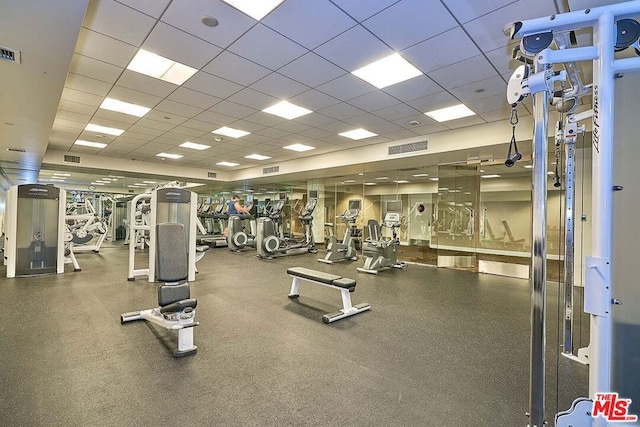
[227,202,256,252]
[256,198,318,259]
[319,199,361,264]
[357,201,407,275]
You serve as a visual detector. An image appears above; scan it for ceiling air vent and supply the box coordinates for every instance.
[263,166,279,174]
[0,46,21,64]
[63,154,80,164]
[388,140,428,156]
[208,172,217,178]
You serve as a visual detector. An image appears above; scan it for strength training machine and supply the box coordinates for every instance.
[121,223,199,357]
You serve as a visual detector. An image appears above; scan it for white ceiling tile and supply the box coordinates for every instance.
[478,107,513,123]
[348,91,398,111]
[342,113,387,128]
[167,127,208,138]
[116,70,178,98]
[226,120,267,133]
[466,93,511,114]
[317,102,365,120]
[108,85,163,108]
[329,0,400,22]
[428,55,500,89]
[54,110,90,125]
[442,115,487,129]
[295,112,337,127]
[381,75,441,102]
[441,0,515,24]
[289,90,340,111]
[168,87,222,109]
[405,122,449,135]
[161,0,256,49]
[203,51,271,86]
[317,121,352,133]
[83,0,155,46]
[403,27,480,74]
[463,0,558,52]
[209,100,256,119]
[263,0,356,50]
[184,72,244,99]
[299,128,335,140]
[243,111,288,127]
[93,109,139,125]
[69,54,123,84]
[250,73,309,99]
[228,24,307,71]
[373,103,421,121]
[65,73,113,96]
[58,100,98,116]
[278,52,347,87]
[485,41,522,75]
[61,87,104,107]
[155,99,204,118]
[406,91,460,112]
[449,75,507,103]
[273,121,312,134]
[227,88,279,110]
[195,110,237,126]
[75,28,138,67]
[380,129,420,140]
[116,0,171,18]
[316,74,374,101]
[183,119,217,132]
[314,25,394,71]
[145,110,188,126]
[392,113,432,129]
[132,118,174,132]
[363,0,457,50]
[256,128,290,139]
[142,22,222,69]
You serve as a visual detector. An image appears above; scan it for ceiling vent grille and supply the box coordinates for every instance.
[388,140,428,156]
[0,46,21,63]
[263,166,279,174]
[63,155,80,164]
[208,172,217,178]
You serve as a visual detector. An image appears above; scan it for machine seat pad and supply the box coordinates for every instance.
[159,298,197,314]
[287,267,356,289]
[196,245,209,253]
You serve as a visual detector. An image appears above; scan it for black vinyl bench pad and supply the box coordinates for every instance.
[287,267,356,290]
[287,267,369,323]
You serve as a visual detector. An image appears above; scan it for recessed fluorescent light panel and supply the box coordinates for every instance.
[375,176,389,180]
[91,182,105,186]
[212,126,250,138]
[339,128,378,140]
[425,104,476,122]
[222,0,284,20]
[49,178,66,182]
[262,101,312,120]
[245,154,271,160]
[364,182,377,186]
[352,53,422,89]
[53,173,71,177]
[412,173,429,177]
[180,142,211,150]
[481,174,501,178]
[127,49,198,85]
[85,123,124,136]
[216,161,239,167]
[142,181,157,184]
[156,152,183,159]
[283,143,315,152]
[394,180,410,184]
[74,140,107,148]
[429,178,439,181]
[100,98,150,117]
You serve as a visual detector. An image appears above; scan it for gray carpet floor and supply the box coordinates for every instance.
[0,242,588,426]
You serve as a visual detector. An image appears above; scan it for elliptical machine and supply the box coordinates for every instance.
[357,201,407,275]
[319,199,361,264]
[227,202,256,252]
[256,198,318,259]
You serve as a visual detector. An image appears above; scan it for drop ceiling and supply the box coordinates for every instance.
[3,0,588,191]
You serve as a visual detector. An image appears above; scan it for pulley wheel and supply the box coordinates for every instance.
[521,31,553,55]
[615,19,640,50]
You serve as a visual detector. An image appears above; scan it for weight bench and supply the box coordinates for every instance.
[287,267,370,323]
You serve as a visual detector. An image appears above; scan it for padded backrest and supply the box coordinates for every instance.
[156,223,188,283]
[367,219,381,241]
